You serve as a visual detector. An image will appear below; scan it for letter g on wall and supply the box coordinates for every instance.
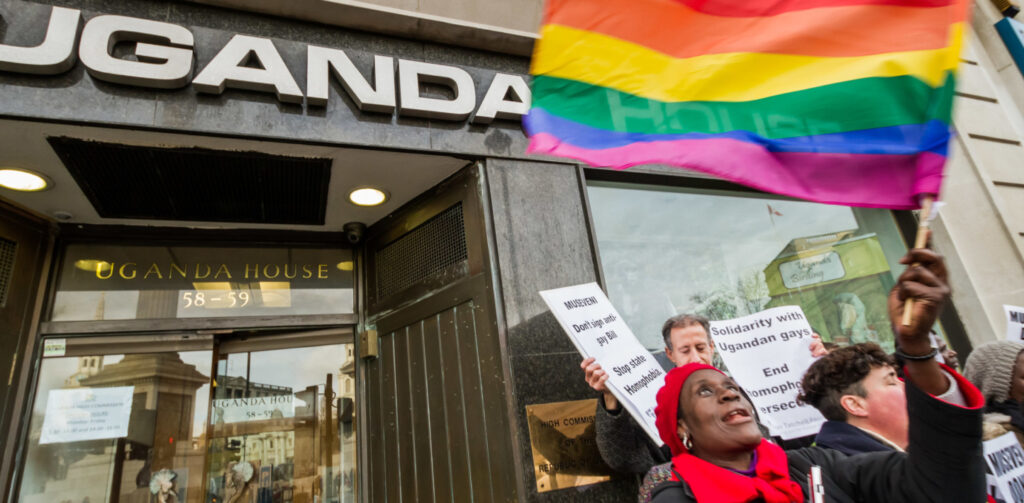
[79,14,195,89]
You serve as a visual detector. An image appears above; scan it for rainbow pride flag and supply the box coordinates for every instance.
[525,0,970,209]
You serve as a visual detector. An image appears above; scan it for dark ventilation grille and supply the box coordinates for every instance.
[375,203,467,300]
[0,238,15,307]
[47,137,332,225]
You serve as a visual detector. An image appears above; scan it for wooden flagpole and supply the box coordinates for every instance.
[901,195,935,326]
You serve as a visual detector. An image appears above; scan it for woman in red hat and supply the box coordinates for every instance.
[646,248,986,503]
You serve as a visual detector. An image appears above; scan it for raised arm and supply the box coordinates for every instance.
[791,246,985,502]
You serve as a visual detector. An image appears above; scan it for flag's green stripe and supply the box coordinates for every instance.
[531,73,955,139]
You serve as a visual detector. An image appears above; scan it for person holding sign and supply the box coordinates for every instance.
[585,314,827,474]
[644,248,987,503]
[965,341,1024,446]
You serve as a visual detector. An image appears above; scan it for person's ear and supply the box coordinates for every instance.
[840,394,869,418]
[677,419,692,448]
[665,346,673,358]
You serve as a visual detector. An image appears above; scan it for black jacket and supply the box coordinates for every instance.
[648,376,984,503]
[595,396,671,474]
[813,420,895,456]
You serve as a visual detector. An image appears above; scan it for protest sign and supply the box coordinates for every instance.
[540,283,665,444]
[1006,305,1024,342]
[709,306,825,439]
[984,431,1024,502]
[40,386,134,444]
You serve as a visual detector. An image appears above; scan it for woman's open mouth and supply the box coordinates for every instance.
[722,408,752,424]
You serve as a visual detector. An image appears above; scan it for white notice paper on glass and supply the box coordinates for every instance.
[540,283,665,445]
[709,306,825,440]
[39,386,134,444]
[1005,305,1024,342]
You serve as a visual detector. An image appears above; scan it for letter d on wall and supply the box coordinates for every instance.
[397,59,475,121]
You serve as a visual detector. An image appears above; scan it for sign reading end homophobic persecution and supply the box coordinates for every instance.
[709,306,825,439]
[540,283,665,445]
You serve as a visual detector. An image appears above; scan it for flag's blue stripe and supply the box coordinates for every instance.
[525,108,950,156]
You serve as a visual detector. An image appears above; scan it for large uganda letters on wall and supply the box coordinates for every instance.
[39,386,134,444]
[1006,305,1024,342]
[540,283,665,444]
[709,306,824,439]
[984,431,1024,502]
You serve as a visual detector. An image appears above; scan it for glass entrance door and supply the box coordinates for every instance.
[205,331,355,503]
[14,330,356,503]
[16,334,215,503]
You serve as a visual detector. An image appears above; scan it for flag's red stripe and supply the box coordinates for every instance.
[547,0,960,58]
[671,0,954,17]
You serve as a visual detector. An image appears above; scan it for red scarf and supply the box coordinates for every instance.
[656,364,804,503]
[671,439,804,503]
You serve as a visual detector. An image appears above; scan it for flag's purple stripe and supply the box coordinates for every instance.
[525,108,950,156]
[528,132,943,209]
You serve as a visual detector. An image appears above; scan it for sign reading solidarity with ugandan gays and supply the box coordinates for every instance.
[709,306,825,440]
[540,283,665,445]
[984,431,1024,502]
[1005,305,1024,342]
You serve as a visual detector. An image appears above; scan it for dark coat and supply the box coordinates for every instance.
[813,420,894,456]
[648,376,984,503]
[594,396,671,474]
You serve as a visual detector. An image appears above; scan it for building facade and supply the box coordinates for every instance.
[0,0,1023,502]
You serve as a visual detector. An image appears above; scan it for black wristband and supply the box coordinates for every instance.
[894,347,939,361]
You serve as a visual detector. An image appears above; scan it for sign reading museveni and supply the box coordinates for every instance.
[0,7,530,124]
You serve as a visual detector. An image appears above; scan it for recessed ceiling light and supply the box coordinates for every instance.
[0,168,50,192]
[348,187,388,207]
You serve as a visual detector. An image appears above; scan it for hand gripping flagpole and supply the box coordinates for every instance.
[901,195,935,327]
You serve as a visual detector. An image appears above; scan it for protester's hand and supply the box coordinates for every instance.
[888,245,951,396]
[582,357,609,392]
[582,357,619,410]
[809,333,828,357]
[887,247,950,354]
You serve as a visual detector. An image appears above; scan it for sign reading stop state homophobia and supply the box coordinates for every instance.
[709,306,825,439]
[39,386,134,444]
[1006,305,1024,342]
[984,431,1024,502]
[540,283,665,445]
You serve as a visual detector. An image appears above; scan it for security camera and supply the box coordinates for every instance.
[343,222,366,245]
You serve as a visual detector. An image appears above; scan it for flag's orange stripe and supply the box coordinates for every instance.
[546,0,963,58]
[670,0,955,17]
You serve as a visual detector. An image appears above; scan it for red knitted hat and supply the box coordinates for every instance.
[655,362,724,456]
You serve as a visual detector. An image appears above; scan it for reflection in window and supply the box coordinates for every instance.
[587,182,912,353]
[207,343,356,503]
[50,244,355,322]
[17,350,212,503]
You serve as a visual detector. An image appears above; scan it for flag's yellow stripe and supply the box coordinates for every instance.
[532,24,963,103]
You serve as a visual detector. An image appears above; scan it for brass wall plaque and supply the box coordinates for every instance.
[525,398,614,493]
